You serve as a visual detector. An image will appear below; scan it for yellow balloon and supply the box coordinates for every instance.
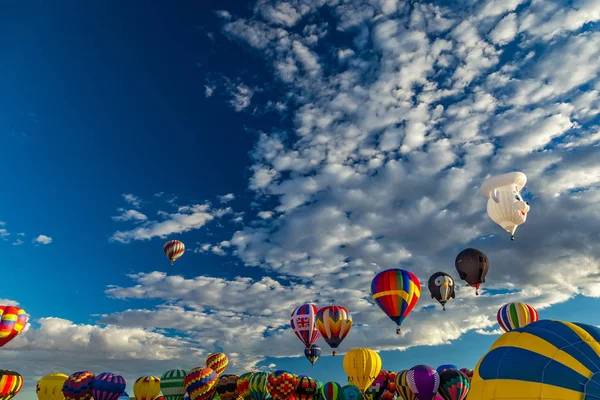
[343,348,382,393]
[36,372,68,400]
[134,376,161,400]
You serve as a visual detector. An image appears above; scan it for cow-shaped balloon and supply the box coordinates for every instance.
[481,172,530,240]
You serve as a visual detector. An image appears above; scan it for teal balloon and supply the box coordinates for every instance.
[340,385,362,400]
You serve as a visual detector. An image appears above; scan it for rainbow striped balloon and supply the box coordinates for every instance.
[236,373,253,400]
[0,370,23,400]
[394,371,417,400]
[470,320,600,399]
[0,306,28,347]
[497,302,538,332]
[320,382,341,400]
[185,367,217,400]
[371,269,421,334]
[248,372,270,400]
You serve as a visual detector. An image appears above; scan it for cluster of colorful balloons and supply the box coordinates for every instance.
[291,303,353,364]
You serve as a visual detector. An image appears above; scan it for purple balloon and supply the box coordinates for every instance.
[406,365,439,400]
[92,373,127,400]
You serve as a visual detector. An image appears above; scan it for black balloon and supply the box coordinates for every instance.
[427,272,456,310]
[455,248,489,295]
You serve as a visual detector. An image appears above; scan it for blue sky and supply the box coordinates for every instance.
[2,0,600,399]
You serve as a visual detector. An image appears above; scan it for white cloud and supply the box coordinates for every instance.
[12,239,23,246]
[112,208,148,222]
[0,228,8,239]
[219,193,236,203]
[17,232,25,236]
[205,85,215,97]
[489,12,518,45]
[257,211,274,219]
[110,204,219,243]
[153,192,164,197]
[33,235,52,245]
[122,194,142,208]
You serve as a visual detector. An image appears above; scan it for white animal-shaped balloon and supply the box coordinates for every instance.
[481,172,530,240]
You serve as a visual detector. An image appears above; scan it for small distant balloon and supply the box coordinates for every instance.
[164,240,185,266]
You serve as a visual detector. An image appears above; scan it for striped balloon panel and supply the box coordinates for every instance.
[161,369,188,400]
[437,370,469,400]
[185,368,217,400]
[320,382,341,400]
[290,304,320,348]
[315,307,352,348]
[216,374,239,400]
[393,371,417,400]
[497,302,539,332]
[0,370,23,400]
[470,320,600,400]
[249,373,270,400]
[0,306,28,347]
[164,240,185,262]
[206,353,229,376]
[63,372,96,400]
[236,373,253,400]
[294,376,317,400]
[92,373,127,400]
[134,376,161,400]
[371,269,420,326]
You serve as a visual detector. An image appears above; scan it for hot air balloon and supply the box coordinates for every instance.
[393,371,416,400]
[320,382,341,400]
[37,372,68,400]
[437,370,469,400]
[497,302,538,332]
[207,353,229,376]
[406,366,439,400]
[315,306,352,356]
[217,375,239,400]
[454,248,488,295]
[435,366,457,375]
[381,371,395,400]
[304,345,321,367]
[371,269,421,334]
[457,370,472,383]
[481,172,530,240]
[343,348,382,394]
[470,320,600,399]
[92,373,126,400]
[134,376,161,400]
[291,304,320,349]
[0,306,28,347]
[364,370,388,400]
[63,372,96,400]
[164,240,185,266]
[161,369,188,400]
[340,385,361,400]
[267,371,298,400]
[185,368,217,400]
[1,370,23,400]
[248,372,270,400]
[427,273,455,311]
[237,373,253,400]
[294,376,317,400]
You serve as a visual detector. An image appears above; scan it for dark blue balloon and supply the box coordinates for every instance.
[305,344,322,367]
[436,364,458,375]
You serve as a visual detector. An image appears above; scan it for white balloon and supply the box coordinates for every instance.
[481,172,530,240]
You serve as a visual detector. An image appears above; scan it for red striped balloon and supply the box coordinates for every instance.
[164,240,185,266]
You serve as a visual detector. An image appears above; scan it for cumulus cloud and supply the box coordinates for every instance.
[34,235,52,245]
[122,194,142,208]
[219,193,236,203]
[12,239,23,246]
[14,0,600,396]
[110,203,229,243]
[112,209,148,222]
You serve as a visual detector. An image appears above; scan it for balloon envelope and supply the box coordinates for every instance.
[470,320,600,400]
[497,302,538,332]
[406,366,439,400]
[161,369,188,400]
[315,306,352,350]
[0,370,23,400]
[0,306,28,347]
[63,372,96,400]
[207,353,229,376]
[291,304,320,348]
[343,348,382,393]
[37,372,68,400]
[92,373,126,400]
[454,248,488,295]
[371,269,420,333]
